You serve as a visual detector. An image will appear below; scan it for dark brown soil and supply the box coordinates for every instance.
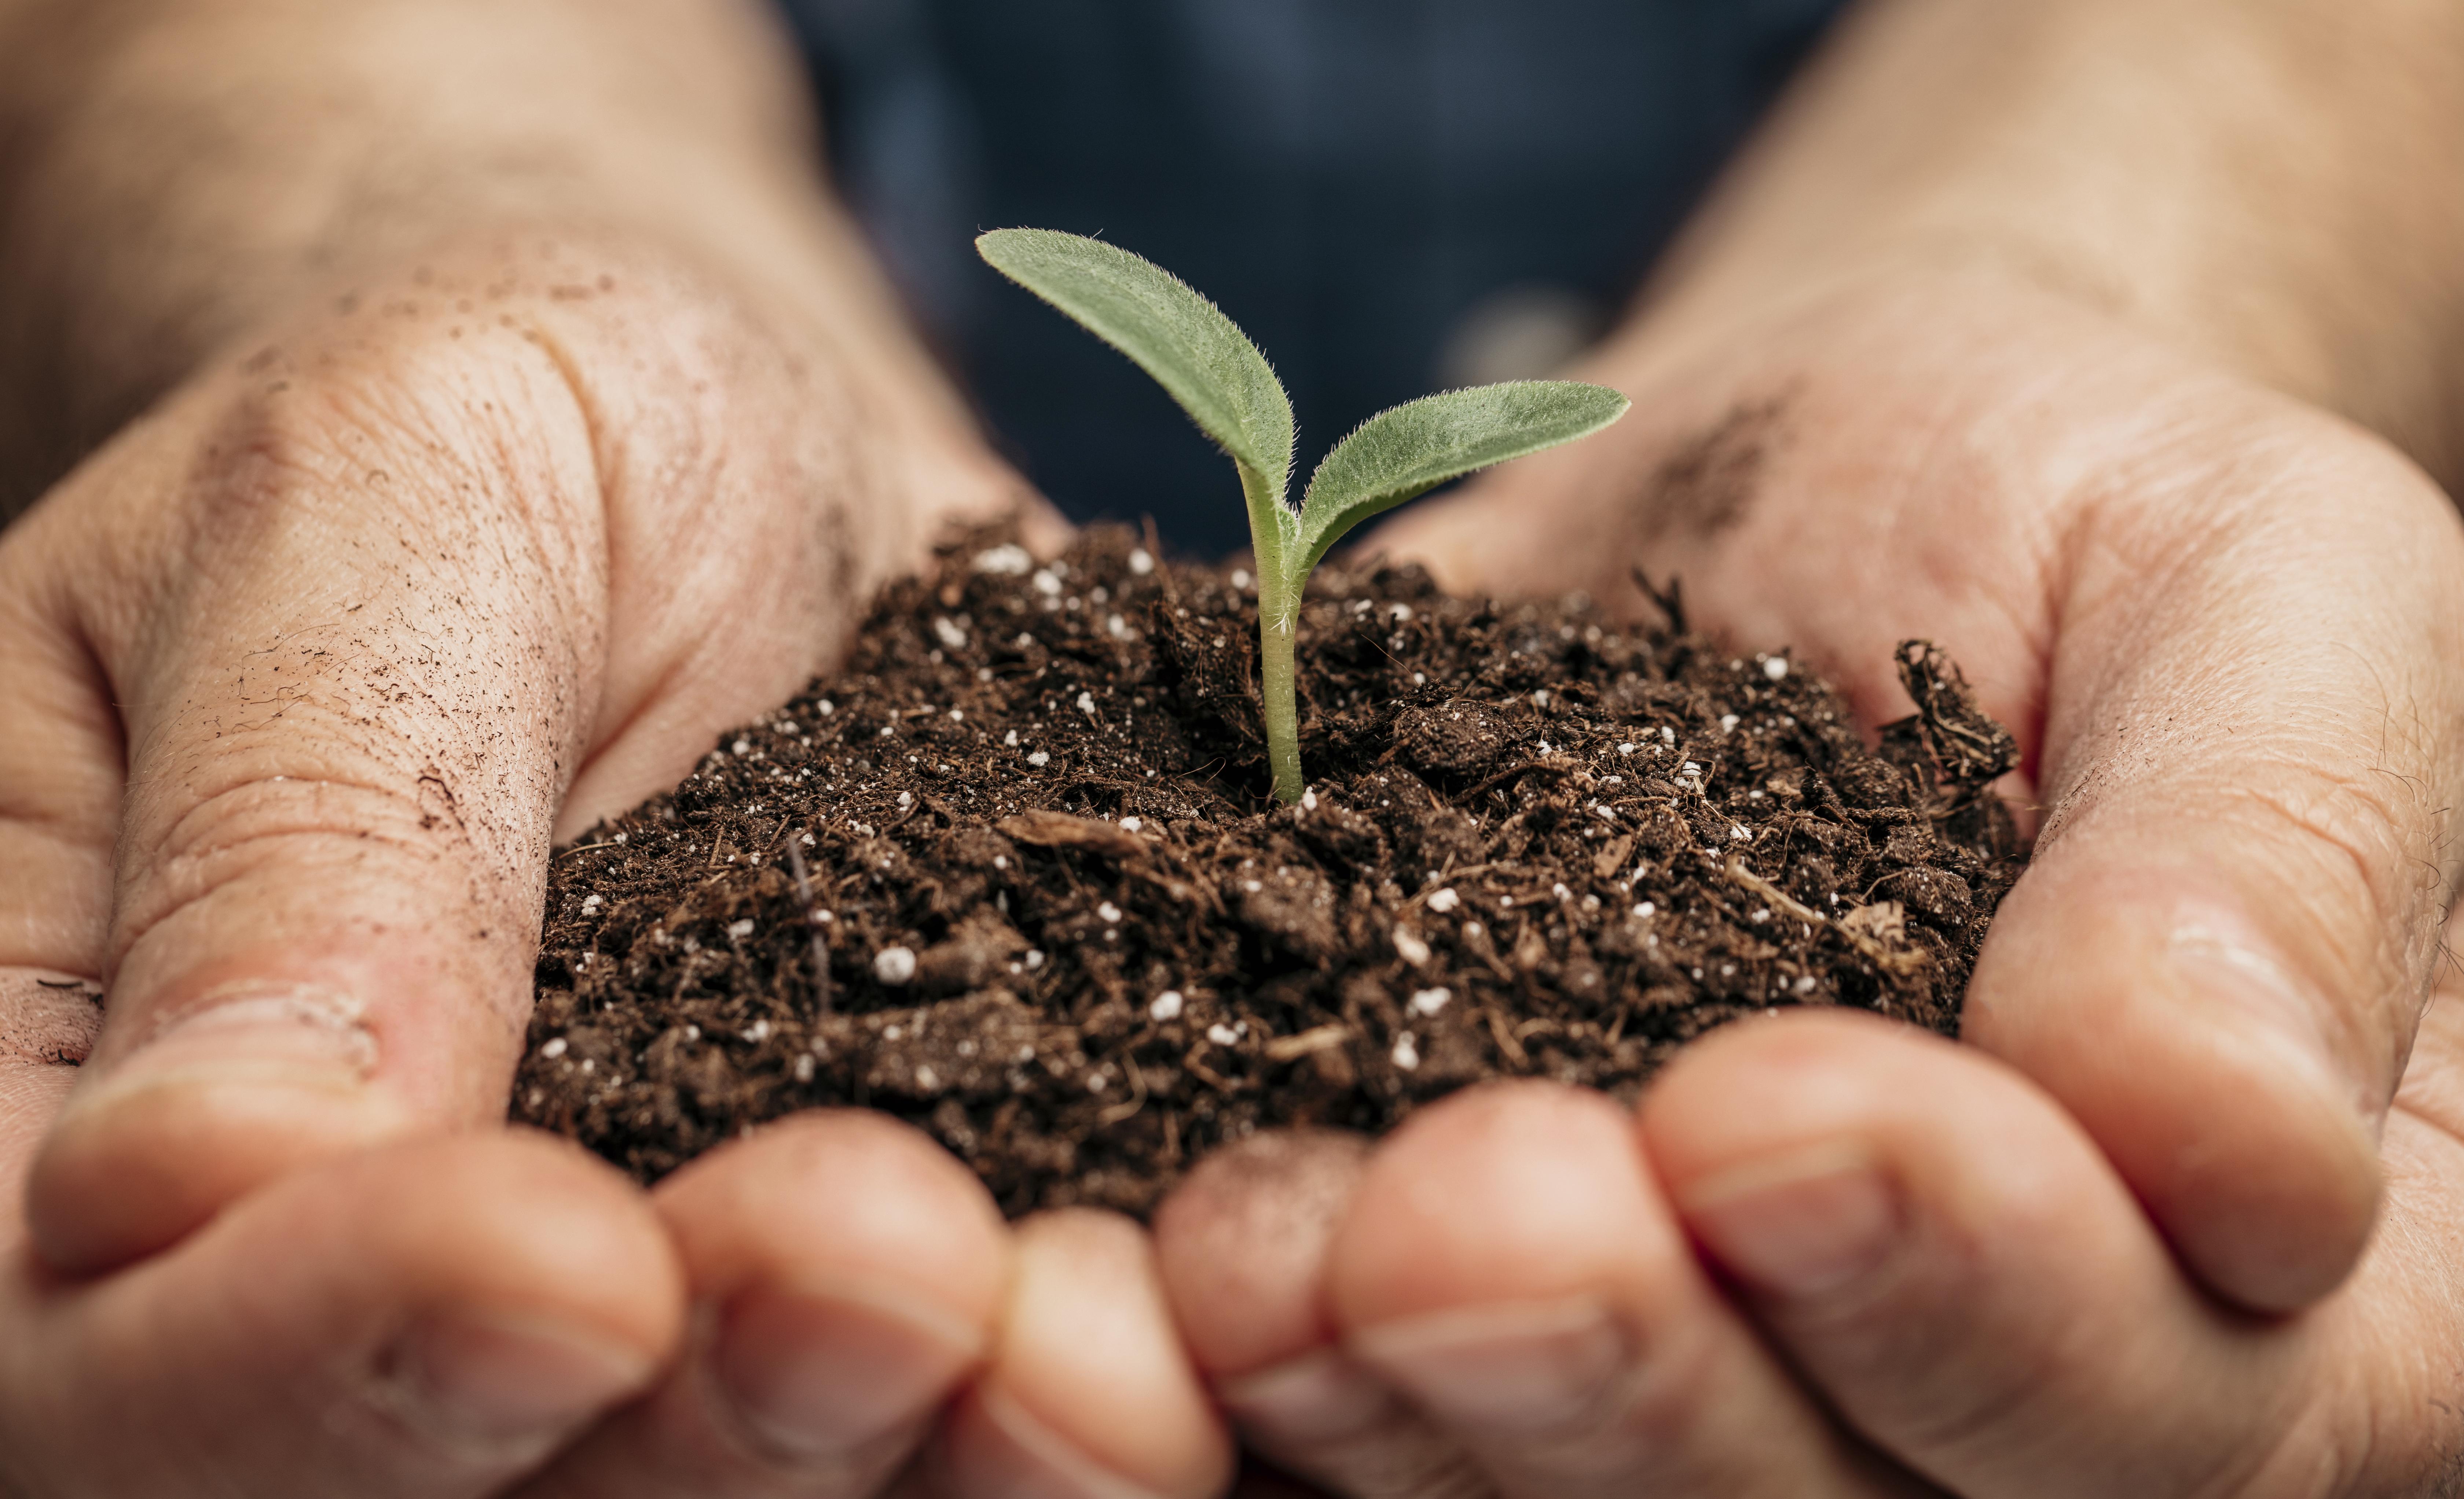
[514,524,2025,1218]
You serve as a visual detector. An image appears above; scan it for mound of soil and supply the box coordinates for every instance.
[514,526,2025,1218]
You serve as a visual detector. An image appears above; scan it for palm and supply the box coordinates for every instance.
[1347,268,2464,1492]
[0,230,1205,1499]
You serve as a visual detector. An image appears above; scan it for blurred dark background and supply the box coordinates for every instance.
[779,0,1849,558]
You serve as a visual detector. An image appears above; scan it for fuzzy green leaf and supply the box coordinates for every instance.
[1294,381,1629,574]
[977,228,1296,512]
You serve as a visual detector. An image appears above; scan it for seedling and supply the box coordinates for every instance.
[979,228,1629,804]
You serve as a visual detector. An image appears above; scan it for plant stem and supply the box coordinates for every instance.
[1240,461,1305,803]
[1258,582,1302,803]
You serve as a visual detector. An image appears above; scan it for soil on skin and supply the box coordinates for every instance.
[515,524,2027,1218]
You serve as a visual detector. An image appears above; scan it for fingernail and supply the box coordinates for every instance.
[27,984,399,1276]
[1681,1145,1899,1299]
[1218,1346,1403,1443]
[0,970,102,1064]
[973,1387,1173,1499]
[84,983,378,1100]
[382,1313,654,1456]
[1348,1297,1626,1436]
[2169,923,2364,1116]
[711,1282,980,1460]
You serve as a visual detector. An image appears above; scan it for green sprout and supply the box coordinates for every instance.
[978,228,1631,804]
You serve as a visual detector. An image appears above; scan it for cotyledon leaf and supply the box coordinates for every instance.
[977,228,1297,515]
[1294,381,1631,574]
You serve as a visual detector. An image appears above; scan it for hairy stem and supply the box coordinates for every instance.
[1241,462,1305,803]
[1259,592,1302,804]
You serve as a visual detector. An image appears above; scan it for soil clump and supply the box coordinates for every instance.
[515,525,2025,1218]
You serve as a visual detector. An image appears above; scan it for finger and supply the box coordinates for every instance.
[1964,407,2464,1311]
[1327,1082,1919,1499]
[931,1208,1235,1499]
[531,252,1056,841]
[521,1111,1009,1498]
[0,1131,683,1499]
[0,506,120,980]
[0,524,115,1206]
[26,307,614,1275]
[1647,1010,2318,1496]
[1153,1130,1486,1499]
[0,971,104,1248]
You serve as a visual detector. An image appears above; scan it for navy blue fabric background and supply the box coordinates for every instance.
[778,0,1849,557]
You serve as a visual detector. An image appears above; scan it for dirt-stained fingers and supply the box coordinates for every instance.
[20,302,616,1276]
[930,1207,1235,1499]
[1644,1009,2328,1497]
[517,1112,1010,1499]
[1156,1090,1928,1499]
[0,1133,682,1499]
[1155,1130,1483,1499]
[1962,407,2464,1313]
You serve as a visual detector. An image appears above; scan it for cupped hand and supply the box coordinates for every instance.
[0,224,1229,1496]
[1384,264,2464,1315]
[520,1116,1230,1499]
[1155,999,2464,1497]
[1134,265,2464,1495]
[0,976,690,1497]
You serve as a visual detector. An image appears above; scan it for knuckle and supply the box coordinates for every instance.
[1591,1319,1749,1449]
[1774,1220,2046,1451]
[113,750,516,970]
[195,318,595,555]
[1468,1235,1740,1457]
[2174,1375,2355,1499]
[178,232,786,578]
[2221,758,2446,983]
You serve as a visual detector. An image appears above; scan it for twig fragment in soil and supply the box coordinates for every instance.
[998,810,1148,861]
[1721,855,1925,978]
[1634,568,1688,635]
[1484,1006,1531,1068]
[1894,641,2021,801]
[1452,761,1572,806]
[1184,1049,1239,1095]
[1262,1024,1351,1063]
[786,834,832,1014]
[1098,1057,1151,1126]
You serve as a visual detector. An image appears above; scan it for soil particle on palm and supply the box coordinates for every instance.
[514,525,2026,1218]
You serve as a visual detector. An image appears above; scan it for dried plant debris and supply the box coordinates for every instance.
[515,525,2027,1219]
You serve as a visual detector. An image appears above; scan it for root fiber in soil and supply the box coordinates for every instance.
[514,526,2025,1218]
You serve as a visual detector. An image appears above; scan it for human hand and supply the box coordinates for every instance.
[0,226,1234,1498]
[1120,267,2464,1495]
[0,972,689,1495]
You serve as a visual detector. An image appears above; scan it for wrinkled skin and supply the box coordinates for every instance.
[9,244,2464,1499]
[1134,267,2464,1497]
[7,9,2464,1493]
[0,230,1236,1499]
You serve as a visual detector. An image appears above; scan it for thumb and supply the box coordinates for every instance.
[26,320,609,1275]
[1963,409,2464,1313]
